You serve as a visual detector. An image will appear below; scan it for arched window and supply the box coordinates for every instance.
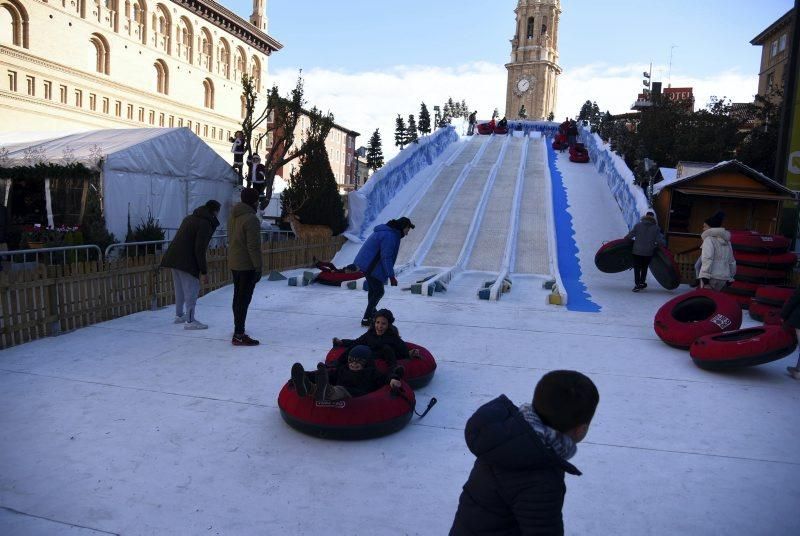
[203,78,214,109]
[234,47,246,81]
[250,56,261,92]
[153,3,170,53]
[199,27,212,70]
[526,17,534,39]
[132,0,146,44]
[0,0,29,49]
[89,33,110,74]
[103,0,119,32]
[217,38,230,78]
[240,94,246,119]
[154,59,168,94]
[177,16,193,62]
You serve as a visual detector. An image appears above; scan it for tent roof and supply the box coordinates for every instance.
[0,128,195,171]
[653,159,796,197]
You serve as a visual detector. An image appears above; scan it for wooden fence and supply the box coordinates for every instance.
[0,236,345,349]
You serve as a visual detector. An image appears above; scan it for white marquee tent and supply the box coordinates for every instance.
[0,128,239,240]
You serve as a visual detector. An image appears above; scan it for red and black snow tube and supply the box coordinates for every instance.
[568,144,590,163]
[277,380,415,440]
[654,289,742,349]
[326,342,437,389]
[733,250,797,269]
[735,265,789,283]
[552,134,568,150]
[689,326,796,370]
[721,280,760,309]
[748,300,783,324]
[477,123,494,135]
[753,285,795,307]
[649,246,681,290]
[315,271,364,286]
[494,126,509,135]
[730,230,790,253]
[594,238,634,273]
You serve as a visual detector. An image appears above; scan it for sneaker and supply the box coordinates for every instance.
[641,283,648,289]
[787,366,800,380]
[632,285,642,292]
[184,319,208,330]
[360,318,371,327]
[174,315,186,324]
[291,363,310,397]
[232,333,260,346]
[314,362,329,402]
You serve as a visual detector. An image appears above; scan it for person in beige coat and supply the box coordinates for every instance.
[228,188,262,346]
[698,211,736,291]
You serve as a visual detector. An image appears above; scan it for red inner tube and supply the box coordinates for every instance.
[650,246,681,290]
[734,251,797,269]
[316,271,364,285]
[689,326,797,370]
[594,239,634,273]
[753,285,795,306]
[748,300,782,324]
[654,289,742,349]
[730,230,790,253]
[326,342,437,389]
[735,265,789,282]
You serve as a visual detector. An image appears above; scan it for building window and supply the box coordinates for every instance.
[211,126,216,138]
[132,0,146,45]
[152,4,171,53]
[25,75,34,96]
[771,39,778,57]
[138,107,144,122]
[148,110,155,124]
[102,97,109,114]
[74,89,83,107]
[203,77,214,109]
[89,93,97,111]
[7,70,16,91]
[203,124,208,137]
[154,59,168,94]
[767,72,774,92]
[217,38,230,78]
[115,100,122,116]
[186,119,192,129]
[250,56,261,91]
[168,115,174,127]
[0,0,29,49]
[177,17,193,62]
[177,118,183,127]
[234,47,247,80]
[59,84,67,104]
[526,17,534,39]
[779,33,787,52]
[158,113,164,126]
[127,104,134,119]
[200,28,213,71]
[43,80,52,100]
[89,33,111,75]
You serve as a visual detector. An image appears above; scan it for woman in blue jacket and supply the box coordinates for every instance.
[354,217,414,326]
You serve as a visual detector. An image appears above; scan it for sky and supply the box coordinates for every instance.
[226,0,795,156]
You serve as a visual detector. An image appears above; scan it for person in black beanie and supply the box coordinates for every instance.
[228,188,262,346]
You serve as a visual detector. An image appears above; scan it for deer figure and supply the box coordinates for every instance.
[283,196,333,241]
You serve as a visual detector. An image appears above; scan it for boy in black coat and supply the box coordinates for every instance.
[450,370,599,536]
[780,286,800,379]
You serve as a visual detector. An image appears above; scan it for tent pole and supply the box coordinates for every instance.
[44,177,54,228]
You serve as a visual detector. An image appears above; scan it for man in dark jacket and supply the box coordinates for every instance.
[780,286,800,379]
[353,217,414,326]
[468,111,477,135]
[228,188,262,346]
[624,211,664,292]
[450,370,599,536]
[161,200,220,329]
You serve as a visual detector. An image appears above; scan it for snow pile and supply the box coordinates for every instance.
[345,126,459,241]
[579,126,650,231]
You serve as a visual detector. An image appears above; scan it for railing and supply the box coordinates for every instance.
[0,245,102,269]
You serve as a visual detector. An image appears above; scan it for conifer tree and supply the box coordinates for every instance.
[460,99,469,118]
[394,114,408,149]
[407,114,419,144]
[418,102,431,135]
[280,140,347,235]
[366,129,384,170]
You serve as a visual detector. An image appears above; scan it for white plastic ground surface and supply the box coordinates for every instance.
[1,143,799,536]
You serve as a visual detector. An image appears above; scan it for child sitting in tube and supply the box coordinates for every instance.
[332,308,420,370]
[291,345,402,402]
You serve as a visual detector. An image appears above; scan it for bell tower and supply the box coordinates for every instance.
[505,0,562,120]
[250,0,268,31]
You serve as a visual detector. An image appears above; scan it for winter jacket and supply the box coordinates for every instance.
[698,228,736,281]
[227,202,262,271]
[780,286,800,329]
[450,395,580,536]
[338,328,410,368]
[331,361,399,398]
[160,205,219,277]
[354,224,402,283]
[624,215,663,256]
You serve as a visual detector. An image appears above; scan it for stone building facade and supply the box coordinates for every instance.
[505,0,562,120]
[0,0,281,159]
[751,8,795,105]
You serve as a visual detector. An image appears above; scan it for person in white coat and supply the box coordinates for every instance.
[698,211,736,291]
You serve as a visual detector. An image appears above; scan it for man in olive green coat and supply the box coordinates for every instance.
[228,188,262,346]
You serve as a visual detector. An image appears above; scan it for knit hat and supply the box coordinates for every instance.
[348,345,372,362]
[205,199,221,212]
[374,308,395,325]
[705,211,725,228]
[241,187,259,207]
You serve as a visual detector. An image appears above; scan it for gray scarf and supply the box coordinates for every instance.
[519,403,577,461]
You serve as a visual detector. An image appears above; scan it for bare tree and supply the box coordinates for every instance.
[240,72,334,208]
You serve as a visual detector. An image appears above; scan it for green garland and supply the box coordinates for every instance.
[0,162,94,181]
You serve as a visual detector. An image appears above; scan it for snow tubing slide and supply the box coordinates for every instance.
[690,326,796,370]
[650,246,682,290]
[735,265,789,283]
[326,342,437,389]
[278,380,415,440]
[730,230,790,253]
[748,300,782,324]
[654,289,742,349]
[753,285,795,307]
[594,239,634,273]
[733,250,797,269]
[316,271,364,286]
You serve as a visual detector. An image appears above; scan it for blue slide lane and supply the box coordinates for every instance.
[546,140,601,313]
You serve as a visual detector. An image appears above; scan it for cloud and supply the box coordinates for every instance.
[269,62,758,158]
